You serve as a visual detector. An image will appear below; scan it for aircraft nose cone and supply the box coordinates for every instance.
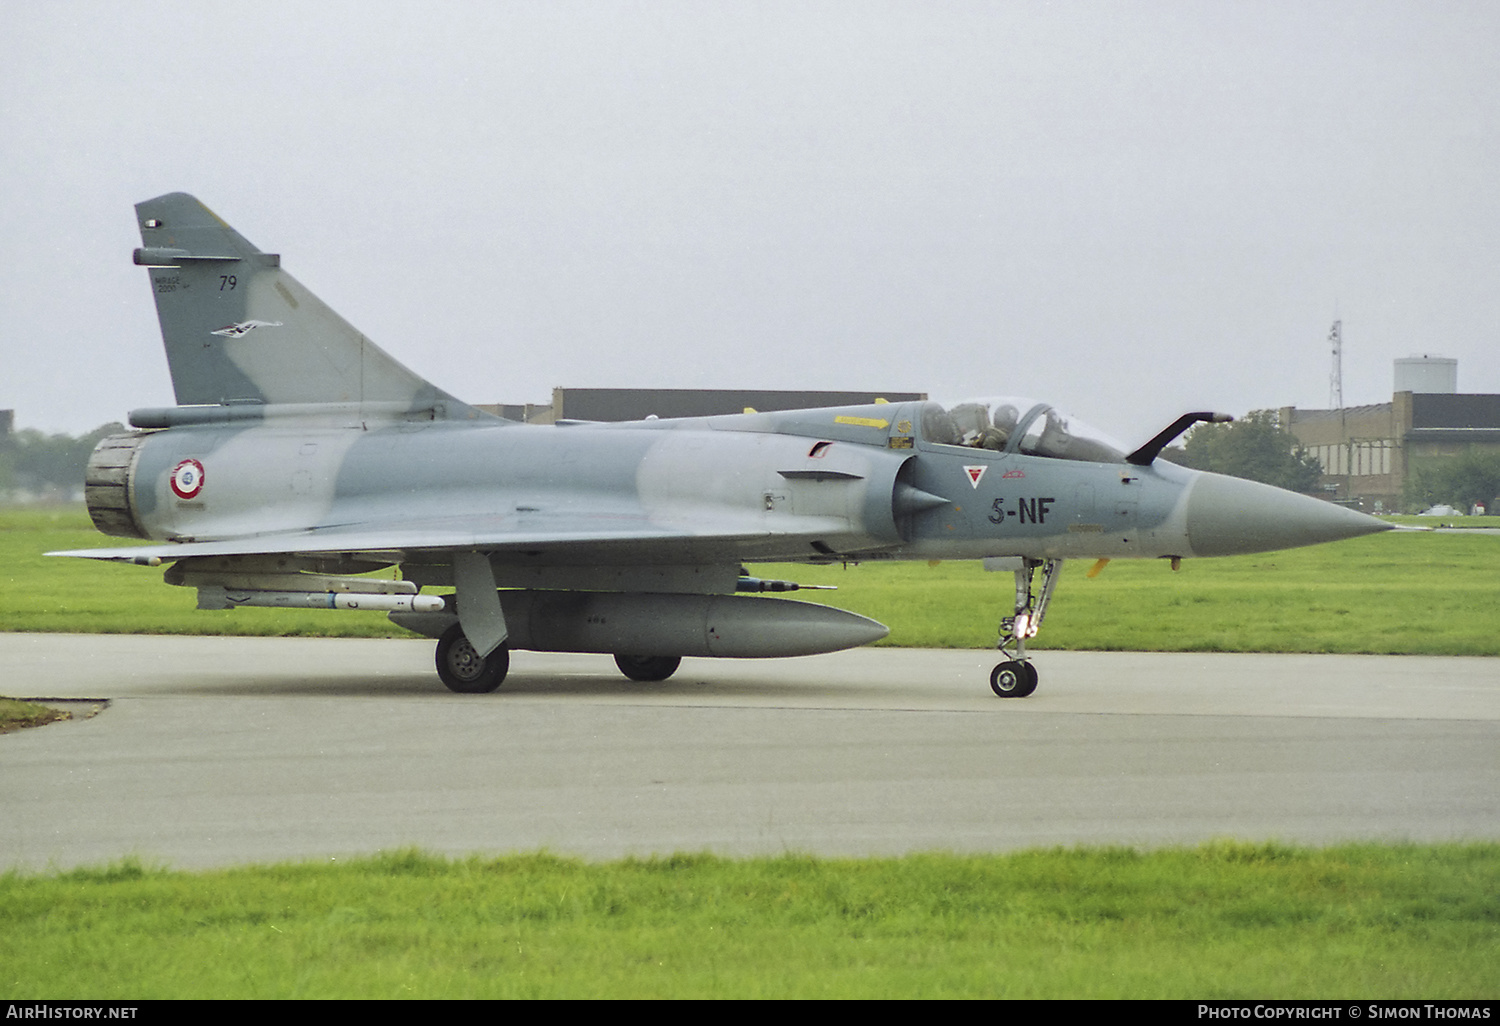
[1184,472,1392,558]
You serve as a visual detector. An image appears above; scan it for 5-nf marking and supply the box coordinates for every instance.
[989,497,1056,525]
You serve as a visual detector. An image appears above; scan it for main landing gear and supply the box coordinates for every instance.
[989,557,1062,698]
[434,624,685,693]
[613,654,682,682]
[436,623,509,693]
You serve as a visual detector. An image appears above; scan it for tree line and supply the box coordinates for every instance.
[1161,410,1323,493]
[1404,448,1500,513]
[0,422,124,499]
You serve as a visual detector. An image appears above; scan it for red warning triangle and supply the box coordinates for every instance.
[964,465,986,488]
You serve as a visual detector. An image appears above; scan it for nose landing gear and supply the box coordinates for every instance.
[988,557,1062,698]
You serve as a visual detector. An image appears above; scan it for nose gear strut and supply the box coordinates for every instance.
[989,557,1062,697]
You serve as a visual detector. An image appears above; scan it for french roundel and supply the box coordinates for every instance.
[170,458,205,499]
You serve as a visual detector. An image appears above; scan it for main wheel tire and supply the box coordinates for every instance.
[436,624,509,693]
[989,660,1038,698]
[613,654,682,682]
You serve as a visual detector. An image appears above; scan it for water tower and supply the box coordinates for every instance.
[1394,356,1457,394]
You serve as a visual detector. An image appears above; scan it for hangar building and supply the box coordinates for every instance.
[1280,358,1500,512]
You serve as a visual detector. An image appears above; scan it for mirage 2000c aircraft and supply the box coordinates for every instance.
[53,193,1391,696]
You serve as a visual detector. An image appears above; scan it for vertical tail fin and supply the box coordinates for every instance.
[133,193,479,416]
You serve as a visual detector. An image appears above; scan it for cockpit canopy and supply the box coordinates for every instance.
[919,397,1127,464]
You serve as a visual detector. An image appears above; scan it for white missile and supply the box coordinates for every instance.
[197,587,446,613]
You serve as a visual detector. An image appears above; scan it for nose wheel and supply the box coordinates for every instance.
[988,557,1061,698]
[990,660,1038,698]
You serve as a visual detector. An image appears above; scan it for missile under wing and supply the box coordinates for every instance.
[52,193,1391,696]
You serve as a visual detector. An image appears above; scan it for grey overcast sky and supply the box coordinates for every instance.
[3,1,1497,444]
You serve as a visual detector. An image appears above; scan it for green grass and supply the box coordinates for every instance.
[7,513,1497,998]
[5,506,1498,654]
[3,844,1496,999]
[779,529,1500,654]
[0,697,67,733]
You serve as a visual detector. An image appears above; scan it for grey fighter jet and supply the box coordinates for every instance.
[53,193,1390,696]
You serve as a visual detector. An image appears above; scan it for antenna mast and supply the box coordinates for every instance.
[1328,319,1343,410]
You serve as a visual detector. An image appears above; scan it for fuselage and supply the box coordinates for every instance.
[87,398,1386,572]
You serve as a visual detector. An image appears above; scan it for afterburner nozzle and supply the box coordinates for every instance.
[1183,472,1391,558]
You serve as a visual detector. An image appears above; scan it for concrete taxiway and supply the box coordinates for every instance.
[1,634,1497,870]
